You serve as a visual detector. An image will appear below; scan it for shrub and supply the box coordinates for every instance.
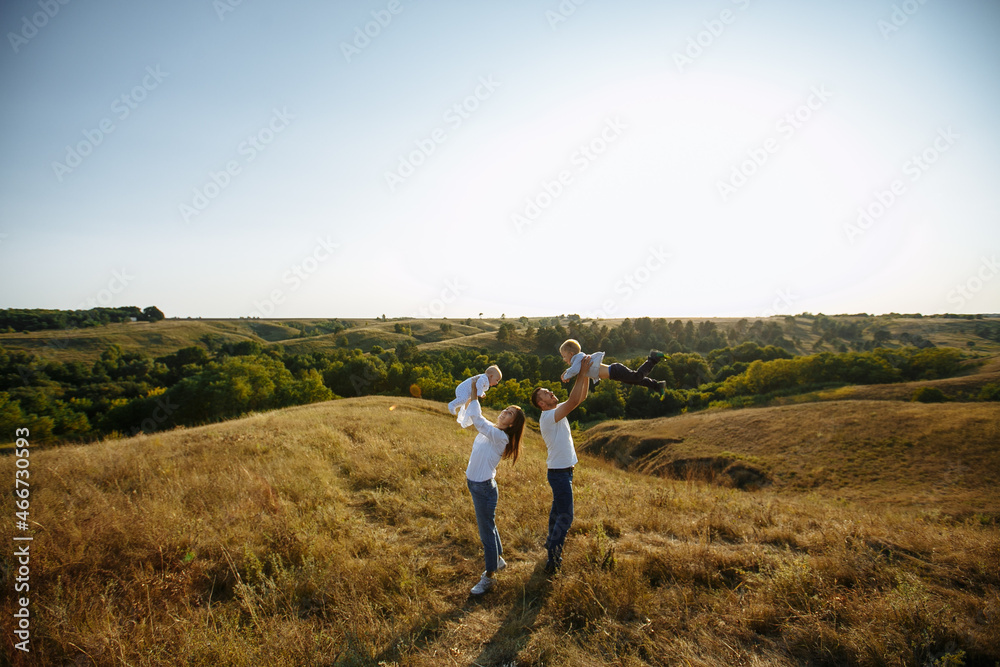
[977,382,1000,402]
[912,386,947,403]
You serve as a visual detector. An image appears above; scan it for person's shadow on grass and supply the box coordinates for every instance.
[471,560,556,666]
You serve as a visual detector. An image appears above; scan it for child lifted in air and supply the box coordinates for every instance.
[559,339,666,394]
[449,364,502,427]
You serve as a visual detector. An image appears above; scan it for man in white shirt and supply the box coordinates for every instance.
[530,354,593,573]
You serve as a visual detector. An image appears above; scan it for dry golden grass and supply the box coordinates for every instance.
[415,331,529,354]
[0,320,262,363]
[2,396,998,666]
[581,399,1000,518]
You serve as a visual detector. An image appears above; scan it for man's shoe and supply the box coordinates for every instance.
[544,559,561,574]
[471,574,495,595]
[648,350,666,362]
[654,380,667,397]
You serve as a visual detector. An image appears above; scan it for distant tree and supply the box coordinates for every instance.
[222,340,262,357]
[534,325,566,352]
[496,323,516,343]
[665,353,712,389]
[977,383,1000,401]
[912,386,946,403]
[395,340,418,362]
[143,306,165,322]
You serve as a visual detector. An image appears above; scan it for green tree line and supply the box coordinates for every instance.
[1,306,165,332]
[0,337,977,444]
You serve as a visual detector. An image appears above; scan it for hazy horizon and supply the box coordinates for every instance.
[2,1,998,320]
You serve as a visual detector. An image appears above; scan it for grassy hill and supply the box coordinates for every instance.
[773,355,1000,405]
[0,320,262,363]
[0,317,504,362]
[580,359,1000,519]
[3,315,997,364]
[580,400,1000,518]
[3,396,997,665]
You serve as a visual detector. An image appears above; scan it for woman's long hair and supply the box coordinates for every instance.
[500,406,525,465]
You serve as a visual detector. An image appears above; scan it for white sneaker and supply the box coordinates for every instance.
[471,574,494,595]
[481,557,507,578]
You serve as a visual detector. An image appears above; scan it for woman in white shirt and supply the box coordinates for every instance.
[464,398,525,595]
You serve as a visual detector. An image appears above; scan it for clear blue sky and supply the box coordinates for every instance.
[2,0,998,319]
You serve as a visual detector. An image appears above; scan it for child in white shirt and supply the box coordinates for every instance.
[449,364,502,427]
[559,339,665,394]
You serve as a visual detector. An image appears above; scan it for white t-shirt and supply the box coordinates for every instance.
[464,401,510,482]
[560,351,605,383]
[449,374,490,427]
[539,406,578,469]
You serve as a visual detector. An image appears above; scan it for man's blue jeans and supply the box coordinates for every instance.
[467,478,502,573]
[546,467,574,565]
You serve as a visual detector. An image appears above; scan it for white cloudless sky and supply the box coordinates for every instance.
[1,0,998,319]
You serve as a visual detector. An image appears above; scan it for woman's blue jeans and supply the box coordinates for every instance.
[467,478,502,573]
[546,467,574,565]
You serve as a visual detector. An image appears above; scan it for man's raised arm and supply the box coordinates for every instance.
[553,355,592,423]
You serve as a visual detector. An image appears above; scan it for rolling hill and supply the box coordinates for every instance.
[2,314,997,364]
[580,400,1000,517]
[2,395,997,665]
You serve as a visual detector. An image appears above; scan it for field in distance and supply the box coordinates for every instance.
[2,314,998,363]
